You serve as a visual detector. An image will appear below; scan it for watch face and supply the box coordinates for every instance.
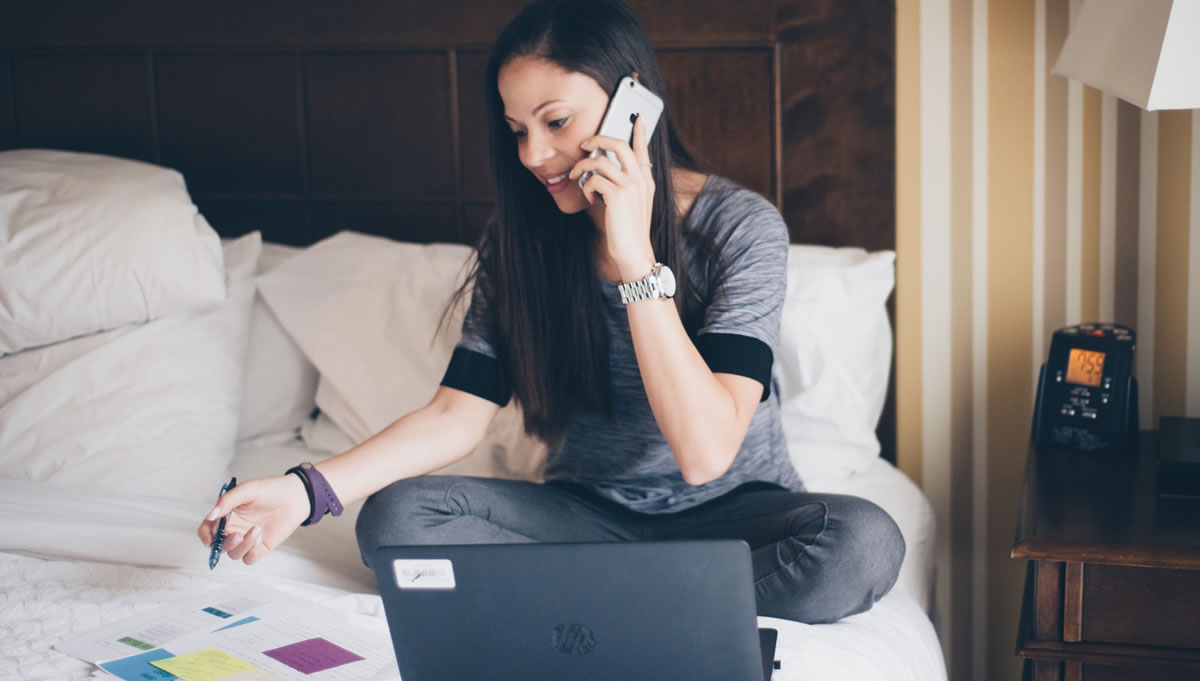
[657,264,676,298]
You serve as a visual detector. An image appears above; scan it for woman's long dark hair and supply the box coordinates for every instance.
[445,0,706,444]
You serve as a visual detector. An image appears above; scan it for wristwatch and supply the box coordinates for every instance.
[618,262,676,304]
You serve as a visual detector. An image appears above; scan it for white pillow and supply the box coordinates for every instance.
[236,241,319,445]
[0,232,262,502]
[777,246,895,482]
[258,231,546,481]
[0,149,226,355]
[300,410,356,455]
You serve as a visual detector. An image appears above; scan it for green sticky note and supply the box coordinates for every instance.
[117,636,154,651]
[150,648,256,681]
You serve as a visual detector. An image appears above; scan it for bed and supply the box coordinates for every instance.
[0,2,945,680]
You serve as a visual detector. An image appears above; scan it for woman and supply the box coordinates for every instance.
[198,0,904,624]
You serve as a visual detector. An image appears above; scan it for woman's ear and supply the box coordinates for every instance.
[631,71,641,83]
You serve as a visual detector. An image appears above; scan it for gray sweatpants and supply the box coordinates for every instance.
[355,476,905,624]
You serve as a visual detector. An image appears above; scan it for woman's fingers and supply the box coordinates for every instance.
[227,526,260,562]
[605,137,641,181]
[580,134,643,182]
[223,532,244,554]
[631,114,651,167]
[570,152,623,182]
[243,536,271,566]
[198,481,258,546]
[198,516,241,547]
[204,482,254,522]
[570,158,624,203]
[197,520,213,546]
[580,172,618,205]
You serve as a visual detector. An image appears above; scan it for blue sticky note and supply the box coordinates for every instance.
[99,648,178,681]
[215,615,260,631]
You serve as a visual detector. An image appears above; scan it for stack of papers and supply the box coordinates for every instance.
[56,585,396,681]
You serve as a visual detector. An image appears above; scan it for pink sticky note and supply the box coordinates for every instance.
[263,637,364,674]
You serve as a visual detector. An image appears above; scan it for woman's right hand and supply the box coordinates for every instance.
[196,473,311,566]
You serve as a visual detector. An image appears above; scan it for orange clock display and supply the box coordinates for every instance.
[1066,348,1106,387]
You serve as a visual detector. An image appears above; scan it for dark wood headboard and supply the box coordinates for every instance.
[0,0,896,462]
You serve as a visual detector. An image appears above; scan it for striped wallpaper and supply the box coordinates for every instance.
[896,0,1200,679]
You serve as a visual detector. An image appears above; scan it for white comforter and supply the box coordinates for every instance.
[0,455,946,681]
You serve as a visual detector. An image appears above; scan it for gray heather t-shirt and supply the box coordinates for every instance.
[443,175,803,513]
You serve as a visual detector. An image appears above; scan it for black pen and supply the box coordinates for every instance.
[208,476,237,569]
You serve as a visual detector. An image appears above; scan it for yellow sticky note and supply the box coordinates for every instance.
[151,647,257,681]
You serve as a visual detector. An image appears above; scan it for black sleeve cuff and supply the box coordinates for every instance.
[694,333,774,401]
[440,347,512,407]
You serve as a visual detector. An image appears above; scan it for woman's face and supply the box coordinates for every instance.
[497,56,609,215]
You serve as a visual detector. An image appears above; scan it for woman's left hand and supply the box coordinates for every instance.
[569,114,656,274]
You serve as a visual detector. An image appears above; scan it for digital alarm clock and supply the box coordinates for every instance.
[1031,323,1138,452]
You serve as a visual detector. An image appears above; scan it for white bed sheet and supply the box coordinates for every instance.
[0,443,945,681]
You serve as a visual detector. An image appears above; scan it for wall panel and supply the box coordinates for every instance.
[306,53,453,199]
[1,1,304,48]
[12,54,154,161]
[1154,111,1193,420]
[779,6,894,252]
[458,50,493,204]
[1113,101,1141,329]
[194,198,310,246]
[659,49,774,200]
[310,200,457,244]
[462,202,494,245]
[157,53,305,195]
[985,3,1035,680]
[0,56,13,149]
[1081,86,1100,322]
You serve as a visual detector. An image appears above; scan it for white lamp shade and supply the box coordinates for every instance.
[1053,0,1200,111]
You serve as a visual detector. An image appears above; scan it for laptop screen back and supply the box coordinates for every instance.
[372,541,764,681]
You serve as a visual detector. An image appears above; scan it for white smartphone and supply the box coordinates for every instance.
[578,76,664,190]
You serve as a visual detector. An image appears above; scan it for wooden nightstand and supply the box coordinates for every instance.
[1012,431,1200,680]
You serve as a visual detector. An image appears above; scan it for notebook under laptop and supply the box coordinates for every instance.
[372,540,778,681]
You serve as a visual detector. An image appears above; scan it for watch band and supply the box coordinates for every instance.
[618,262,671,304]
[285,462,344,526]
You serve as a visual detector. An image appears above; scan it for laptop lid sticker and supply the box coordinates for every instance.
[393,559,457,590]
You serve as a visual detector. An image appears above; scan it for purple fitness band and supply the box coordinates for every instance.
[285,462,343,526]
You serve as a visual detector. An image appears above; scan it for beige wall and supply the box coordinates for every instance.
[896,0,1200,679]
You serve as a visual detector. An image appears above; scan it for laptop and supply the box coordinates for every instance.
[372,540,778,681]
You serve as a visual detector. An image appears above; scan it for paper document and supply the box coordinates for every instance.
[56,584,295,664]
[143,614,393,681]
[89,594,396,681]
